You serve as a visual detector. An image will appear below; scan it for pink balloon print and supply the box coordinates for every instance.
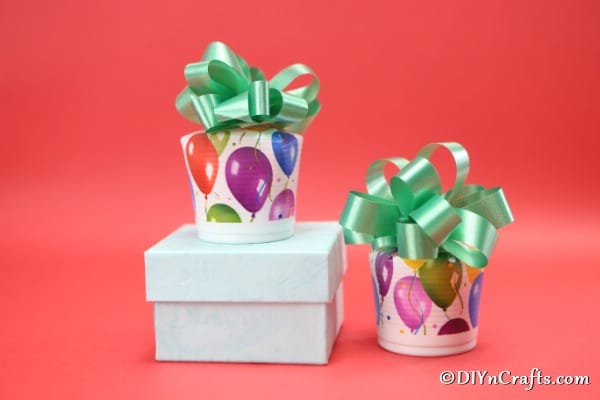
[225,147,273,218]
[269,189,295,220]
[394,276,432,333]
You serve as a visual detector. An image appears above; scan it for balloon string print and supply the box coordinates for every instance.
[451,269,465,316]
[250,133,269,222]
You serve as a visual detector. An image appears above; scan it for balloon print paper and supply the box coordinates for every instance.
[225,147,273,220]
[181,128,303,244]
[370,252,484,356]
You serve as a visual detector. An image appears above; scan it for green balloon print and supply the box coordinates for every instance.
[418,253,463,311]
[206,203,241,223]
[207,131,230,156]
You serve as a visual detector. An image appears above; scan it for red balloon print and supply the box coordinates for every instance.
[185,134,219,197]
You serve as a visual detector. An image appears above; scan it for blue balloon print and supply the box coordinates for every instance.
[272,131,298,177]
[371,276,381,326]
[469,273,484,328]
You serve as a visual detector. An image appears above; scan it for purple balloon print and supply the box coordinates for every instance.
[438,318,470,335]
[375,252,394,297]
[393,276,432,333]
[469,273,484,328]
[271,132,299,177]
[269,189,295,220]
[371,276,382,326]
[225,147,273,217]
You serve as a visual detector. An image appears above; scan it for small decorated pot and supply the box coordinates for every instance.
[339,142,514,356]
[181,127,302,243]
[370,251,485,356]
[175,41,320,243]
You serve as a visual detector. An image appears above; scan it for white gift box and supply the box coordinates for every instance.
[144,222,347,364]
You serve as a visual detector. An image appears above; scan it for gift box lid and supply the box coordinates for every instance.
[145,222,346,303]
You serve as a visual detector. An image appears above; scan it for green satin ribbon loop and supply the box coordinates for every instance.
[248,81,270,120]
[371,236,398,252]
[396,221,439,259]
[445,184,484,203]
[454,187,513,229]
[442,209,498,268]
[339,191,401,241]
[391,157,442,216]
[339,142,514,268]
[176,41,320,133]
[366,158,410,200]
[272,91,310,124]
[270,64,320,103]
[417,142,470,202]
[409,195,460,245]
[190,94,218,130]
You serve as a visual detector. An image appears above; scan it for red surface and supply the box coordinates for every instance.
[1,0,599,398]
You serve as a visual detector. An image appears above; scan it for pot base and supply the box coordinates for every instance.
[377,336,477,357]
[197,219,295,244]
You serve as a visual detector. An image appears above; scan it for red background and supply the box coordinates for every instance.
[1,0,599,398]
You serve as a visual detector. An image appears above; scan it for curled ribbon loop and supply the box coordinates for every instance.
[176,42,320,133]
[339,142,514,268]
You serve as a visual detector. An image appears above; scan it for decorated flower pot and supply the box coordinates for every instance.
[181,127,302,243]
[340,142,513,356]
[175,41,320,243]
[370,251,485,356]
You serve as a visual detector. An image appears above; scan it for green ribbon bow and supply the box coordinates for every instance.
[339,142,514,268]
[176,41,320,133]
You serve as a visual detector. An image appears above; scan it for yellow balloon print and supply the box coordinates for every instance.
[402,258,426,272]
[207,131,231,156]
[466,265,483,283]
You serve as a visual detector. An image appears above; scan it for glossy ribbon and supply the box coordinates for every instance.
[339,142,514,268]
[176,41,320,133]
